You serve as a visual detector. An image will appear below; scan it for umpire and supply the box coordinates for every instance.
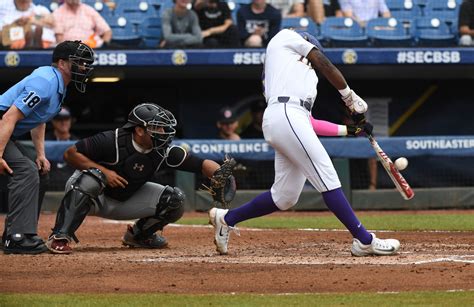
[0,41,95,254]
[47,103,233,254]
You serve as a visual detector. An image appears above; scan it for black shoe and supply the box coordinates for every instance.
[26,234,45,245]
[122,225,168,249]
[3,234,49,255]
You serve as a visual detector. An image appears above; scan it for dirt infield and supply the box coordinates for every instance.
[0,211,473,294]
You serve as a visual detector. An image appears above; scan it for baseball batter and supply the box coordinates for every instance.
[209,29,400,256]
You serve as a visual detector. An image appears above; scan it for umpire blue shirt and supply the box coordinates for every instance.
[0,66,66,137]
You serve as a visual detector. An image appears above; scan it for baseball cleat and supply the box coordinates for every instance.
[209,207,232,255]
[46,235,73,254]
[122,225,168,249]
[351,233,400,257]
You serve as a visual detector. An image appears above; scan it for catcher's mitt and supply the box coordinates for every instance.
[202,155,237,208]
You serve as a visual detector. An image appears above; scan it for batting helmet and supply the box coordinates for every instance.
[296,30,324,53]
[123,103,177,150]
[53,40,95,93]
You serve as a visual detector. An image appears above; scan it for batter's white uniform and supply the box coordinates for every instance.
[263,29,341,210]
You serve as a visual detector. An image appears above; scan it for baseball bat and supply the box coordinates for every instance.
[368,134,414,200]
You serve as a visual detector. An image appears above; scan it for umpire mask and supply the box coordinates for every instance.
[124,103,177,151]
[54,41,95,93]
[70,42,95,93]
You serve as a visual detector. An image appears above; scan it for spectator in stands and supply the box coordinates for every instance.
[45,106,79,191]
[237,0,282,47]
[161,0,203,48]
[275,0,341,24]
[304,0,342,24]
[268,0,305,17]
[193,0,240,47]
[45,107,78,142]
[53,0,112,48]
[339,0,390,27]
[0,0,56,49]
[459,0,474,46]
[216,106,241,140]
[240,99,265,139]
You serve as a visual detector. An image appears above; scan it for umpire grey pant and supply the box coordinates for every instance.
[3,140,40,235]
[66,171,167,220]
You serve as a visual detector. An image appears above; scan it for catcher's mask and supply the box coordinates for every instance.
[53,40,95,93]
[123,103,177,151]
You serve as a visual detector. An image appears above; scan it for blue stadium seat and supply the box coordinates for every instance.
[414,17,456,46]
[424,1,460,34]
[227,2,240,24]
[281,17,319,37]
[111,20,142,47]
[115,0,157,25]
[148,0,174,15]
[366,17,413,46]
[320,17,368,47]
[425,0,460,20]
[386,0,421,27]
[34,0,51,7]
[230,0,252,4]
[139,17,162,48]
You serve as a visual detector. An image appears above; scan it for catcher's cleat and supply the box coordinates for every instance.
[209,207,239,255]
[46,235,73,254]
[351,233,400,257]
[122,225,168,249]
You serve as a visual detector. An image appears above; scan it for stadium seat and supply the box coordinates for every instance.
[320,17,368,47]
[230,0,252,4]
[281,17,319,36]
[111,19,142,47]
[414,17,456,46]
[227,2,240,24]
[424,1,460,35]
[139,17,162,48]
[115,0,156,25]
[366,18,413,47]
[386,0,421,28]
[424,0,460,20]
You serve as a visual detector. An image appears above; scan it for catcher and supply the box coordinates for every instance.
[46,103,236,254]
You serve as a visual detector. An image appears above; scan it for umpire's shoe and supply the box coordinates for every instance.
[351,233,400,256]
[3,233,48,255]
[122,225,168,249]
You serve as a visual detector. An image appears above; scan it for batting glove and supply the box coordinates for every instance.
[347,121,373,137]
[341,90,368,114]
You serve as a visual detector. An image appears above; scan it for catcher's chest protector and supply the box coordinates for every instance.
[103,129,165,200]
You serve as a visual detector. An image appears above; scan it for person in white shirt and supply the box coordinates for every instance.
[0,0,55,49]
[208,29,401,257]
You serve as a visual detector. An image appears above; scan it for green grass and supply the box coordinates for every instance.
[1,291,473,307]
[178,213,474,231]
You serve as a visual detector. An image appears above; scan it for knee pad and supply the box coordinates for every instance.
[156,186,185,222]
[72,168,107,198]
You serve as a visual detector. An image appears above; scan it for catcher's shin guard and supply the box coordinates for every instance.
[52,168,106,242]
[134,186,185,238]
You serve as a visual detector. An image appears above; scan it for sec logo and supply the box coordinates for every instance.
[342,49,357,64]
[172,50,187,66]
[4,51,20,67]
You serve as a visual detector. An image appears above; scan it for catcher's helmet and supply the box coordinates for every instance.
[123,103,177,150]
[53,40,95,93]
